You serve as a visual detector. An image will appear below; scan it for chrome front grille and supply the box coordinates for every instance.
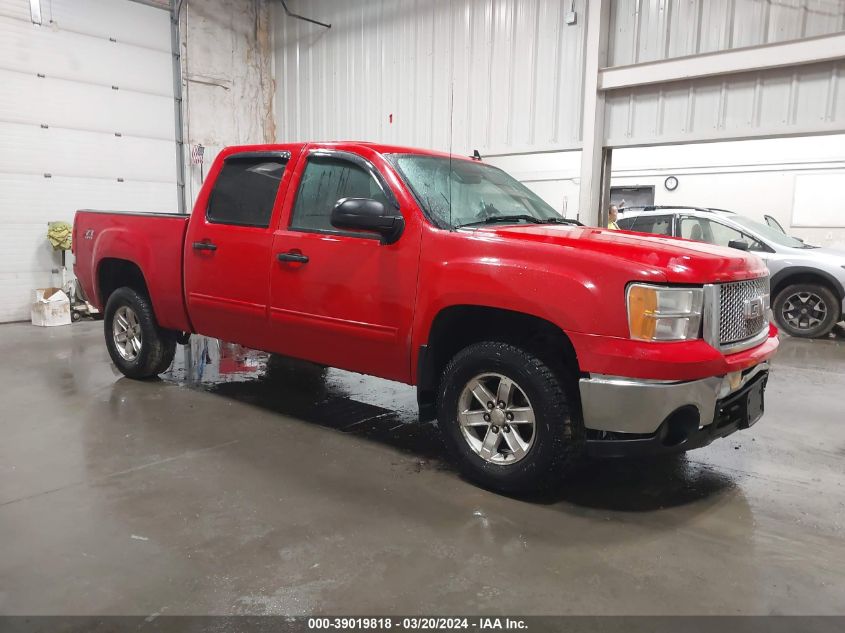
[717,277,770,346]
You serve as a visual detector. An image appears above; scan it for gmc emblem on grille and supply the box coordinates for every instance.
[743,296,764,320]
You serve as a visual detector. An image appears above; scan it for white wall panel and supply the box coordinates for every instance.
[45,0,172,51]
[0,0,26,20]
[0,15,172,96]
[1,122,177,183]
[0,0,171,50]
[608,0,845,67]
[0,173,176,323]
[274,0,587,155]
[0,173,177,222]
[0,0,176,322]
[792,173,845,227]
[604,60,845,146]
[0,70,175,139]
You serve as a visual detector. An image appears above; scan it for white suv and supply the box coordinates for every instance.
[618,206,845,338]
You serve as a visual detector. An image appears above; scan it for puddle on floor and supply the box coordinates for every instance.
[161,335,446,462]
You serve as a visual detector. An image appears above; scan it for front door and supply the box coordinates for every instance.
[184,149,296,349]
[267,148,422,383]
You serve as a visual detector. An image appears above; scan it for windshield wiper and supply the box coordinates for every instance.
[542,217,581,226]
[458,214,544,228]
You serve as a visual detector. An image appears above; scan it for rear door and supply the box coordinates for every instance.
[184,149,297,348]
[266,147,422,383]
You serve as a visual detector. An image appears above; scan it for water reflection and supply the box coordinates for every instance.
[162,336,444,460]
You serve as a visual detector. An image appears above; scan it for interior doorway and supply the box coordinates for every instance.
[611,186,655,209]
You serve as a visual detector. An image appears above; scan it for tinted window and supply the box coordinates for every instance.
[207,156,287,227]
[621,214,673,236]
[290,157,389,232]
[638,214,673,235]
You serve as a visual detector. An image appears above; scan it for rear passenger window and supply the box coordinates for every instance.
[207,155,287,227]
[631,214,673,236]
[290,156,390,233]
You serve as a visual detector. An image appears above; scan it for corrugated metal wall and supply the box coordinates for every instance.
[276,0,845,152]
[604,59,845,146]
[274,0,588,155]
[603,0,845,147]
[608,0,845,66]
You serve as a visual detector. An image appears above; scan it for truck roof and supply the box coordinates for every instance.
[223,141,480,162]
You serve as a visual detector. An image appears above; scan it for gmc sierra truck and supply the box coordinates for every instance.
[74,142,778,491]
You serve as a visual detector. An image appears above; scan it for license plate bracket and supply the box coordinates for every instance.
[745,377,765,427]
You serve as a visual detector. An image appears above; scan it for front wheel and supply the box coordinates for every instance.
[437,342,583,493]
[104,287,176,379]
[773,283,840,338]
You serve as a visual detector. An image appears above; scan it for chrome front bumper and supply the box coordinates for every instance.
[578,362,770,435]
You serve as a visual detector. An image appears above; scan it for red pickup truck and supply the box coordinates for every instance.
[74,142,778,491]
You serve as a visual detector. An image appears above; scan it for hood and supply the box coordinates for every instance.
[799,245,845,263]
[474,224,768,284]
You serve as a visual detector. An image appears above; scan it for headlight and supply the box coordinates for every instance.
[627,284,703,341]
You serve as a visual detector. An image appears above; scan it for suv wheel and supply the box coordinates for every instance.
[773,283,840,338]
[104,287,176,379]
[437,341,583,493]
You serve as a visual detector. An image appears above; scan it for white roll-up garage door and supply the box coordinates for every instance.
[0,0,178,322]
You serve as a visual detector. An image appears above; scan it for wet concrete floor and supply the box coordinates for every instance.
[1,321,844,615]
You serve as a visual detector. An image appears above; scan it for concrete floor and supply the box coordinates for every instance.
[1,320,843,616]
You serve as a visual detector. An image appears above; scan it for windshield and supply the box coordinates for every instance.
[730,215,810,248]
[389,154,565,228]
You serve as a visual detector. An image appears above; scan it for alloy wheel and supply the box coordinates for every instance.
[782,291,827,331]
[112,305,142,362]
[457,373,536,464]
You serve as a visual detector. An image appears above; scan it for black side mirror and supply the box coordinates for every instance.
[331,198,405,245]
[728,239,749,251]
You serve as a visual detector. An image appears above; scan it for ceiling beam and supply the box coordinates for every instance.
[599,32,845,92]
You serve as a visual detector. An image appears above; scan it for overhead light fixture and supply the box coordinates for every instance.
[29,0,42,25]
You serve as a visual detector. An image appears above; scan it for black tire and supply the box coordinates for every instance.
[104,287,176,379]
[772,283,840,338]
[436,341,583,493]
[71,310,82,322]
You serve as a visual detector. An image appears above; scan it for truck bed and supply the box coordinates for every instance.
[73,210,192,333]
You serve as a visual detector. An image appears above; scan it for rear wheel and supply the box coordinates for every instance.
[437,341,583,493]
[773,283,840,338]
[104,287,176,379]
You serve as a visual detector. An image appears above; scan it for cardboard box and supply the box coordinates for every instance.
[31,287,71,327]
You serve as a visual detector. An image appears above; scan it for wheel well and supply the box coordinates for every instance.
[772,271,841,304]
[97,259,149,306]
[417,305,579,420]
